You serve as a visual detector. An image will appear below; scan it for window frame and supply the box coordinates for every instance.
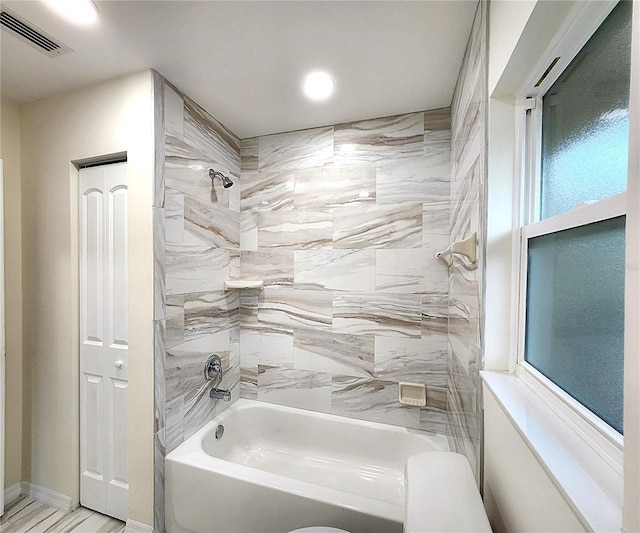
[513,0,627,469]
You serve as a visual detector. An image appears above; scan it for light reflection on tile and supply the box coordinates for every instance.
[258,210,333,249]
[331,376,420,428]
[334,113,424,162]
[374,336,447,386]
[376,156,449,204]
[294,249,375,292]
[375,246,449,294]
[241,171,294,212]
[258,366,332,413]
[333,204,422,249]
[294,330,374,378]
[294,164,376,208]
[259,126,334,173]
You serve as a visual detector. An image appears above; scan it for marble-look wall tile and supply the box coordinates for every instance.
[423,201,450,237]
[165,137,237,208]
[153,207,166,321]
[239,290,259,328]
[294,249,375,292]
[183,291,239,340]
[331,376,420,428]
[424,107,452,133]
[240,211,259,251]
[428,387,449,411]
[229,249,241,280]
[166,295,184,348]
[447,0,486,481]
[154,430,165,533]
[185,385,241,443]
[294,164,376,209]
[422,295,449,336]
[420,406,448,435]
[240,250,294,287]
[423,130,452,165]
[184,194,240,249]
[376,156,449,204]
[258,366,332,413]
[374,336,447,386]
[240,330,294,369]
[165,189,185,243]
[333,293,422,338]
[166,243,229,295]
[293,330,374,378]
[154,319,166,433]
[241,171,294,212]
[334,113,425,162]
[240,137,259,173]
[333,204,422,249]
[240,366,258,400]
[375,247,449,294]
[153,71,166,209]
[164,83,184,141]
[257,288,332,333]
[258,210,333,249]
[157,76,242,528]
[259,127,334,173]
[165,396,185,454]
[183,96,241,174]
[165,335,230,405]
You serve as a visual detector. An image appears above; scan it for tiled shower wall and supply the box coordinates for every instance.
[237,109,452,431]
[153,74,242,531]
[152,51,482,524]
[447,0,487,479]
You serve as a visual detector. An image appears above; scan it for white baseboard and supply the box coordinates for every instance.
[4,483,21,506]
[20,481,74,513]
[125,519,153,533]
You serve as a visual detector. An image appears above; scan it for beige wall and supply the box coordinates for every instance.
[1,100,24,490]
[19,71,155,526]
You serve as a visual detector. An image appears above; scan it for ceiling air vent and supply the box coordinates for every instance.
[0,8,72,57]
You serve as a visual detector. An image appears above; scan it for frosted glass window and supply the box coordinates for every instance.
[525,216,625,433]
[540,1,631,220]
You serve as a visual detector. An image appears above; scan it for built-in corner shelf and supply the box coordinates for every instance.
[224,280,264,291]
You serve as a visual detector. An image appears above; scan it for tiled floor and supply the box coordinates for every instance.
[0,497,125,533]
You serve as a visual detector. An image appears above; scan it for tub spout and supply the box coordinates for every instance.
[210,388,231,401]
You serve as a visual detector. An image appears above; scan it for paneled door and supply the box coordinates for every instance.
[79,162,128,521]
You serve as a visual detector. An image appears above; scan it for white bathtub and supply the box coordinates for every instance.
[165,399,449,533]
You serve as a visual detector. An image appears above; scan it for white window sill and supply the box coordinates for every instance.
[481,370,623,533]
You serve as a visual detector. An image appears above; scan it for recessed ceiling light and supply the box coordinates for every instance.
[303,72,335,101]
[45,0,98,25]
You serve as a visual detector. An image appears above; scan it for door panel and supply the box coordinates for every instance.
[80,162,128,521]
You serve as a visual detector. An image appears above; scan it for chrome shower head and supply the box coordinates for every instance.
[209,169,234,188]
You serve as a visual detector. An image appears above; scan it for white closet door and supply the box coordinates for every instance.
[80,162,128,521]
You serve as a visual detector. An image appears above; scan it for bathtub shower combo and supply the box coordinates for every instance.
[165,356,491,533]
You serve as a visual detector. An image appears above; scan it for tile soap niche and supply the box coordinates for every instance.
[224,280,264,290]
[398,382,427,407]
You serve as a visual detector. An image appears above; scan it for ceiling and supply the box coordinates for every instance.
[1,1,477,138]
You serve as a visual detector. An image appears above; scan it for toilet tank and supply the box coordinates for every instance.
[404,452,492,532]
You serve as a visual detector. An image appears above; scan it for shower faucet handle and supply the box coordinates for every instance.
[204,354,223,384]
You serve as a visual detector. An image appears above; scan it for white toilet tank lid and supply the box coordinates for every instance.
[404,451,492,533]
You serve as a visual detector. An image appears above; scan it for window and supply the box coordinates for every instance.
[519,1,631,435]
